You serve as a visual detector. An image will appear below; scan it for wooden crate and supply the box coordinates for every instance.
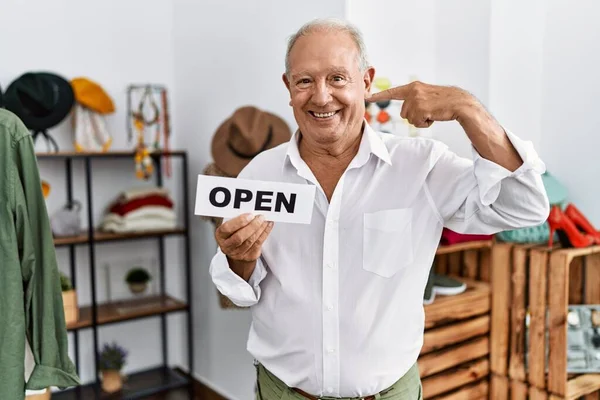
[435,240,493,282]
[419,278,491,399]
[490,242,600,399]
[490,374,600,400]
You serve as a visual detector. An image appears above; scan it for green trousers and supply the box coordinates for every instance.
[255,362,423,400]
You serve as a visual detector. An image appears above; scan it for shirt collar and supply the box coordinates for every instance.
[283,120,392,173]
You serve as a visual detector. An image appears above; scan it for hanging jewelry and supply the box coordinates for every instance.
[130,86,159,180]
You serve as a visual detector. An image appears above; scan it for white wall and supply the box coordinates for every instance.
[2,0,187,388]
[540,0,600,225]
[433,0,491,157]
[488,0,546,150]
[348,0,491,157]
[171,1,346,398]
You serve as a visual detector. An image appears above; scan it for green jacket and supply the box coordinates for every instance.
[0,109,80,399]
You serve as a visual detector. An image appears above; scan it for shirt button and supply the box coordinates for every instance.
[327,304,334,311]
[327,387,334,393]
[327,347,335,353]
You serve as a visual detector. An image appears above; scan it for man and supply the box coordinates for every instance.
[210,18,549,400]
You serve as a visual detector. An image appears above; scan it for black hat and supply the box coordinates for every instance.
[4,72,74,131]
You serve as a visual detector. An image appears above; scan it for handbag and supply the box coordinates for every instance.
[51,201,82,237]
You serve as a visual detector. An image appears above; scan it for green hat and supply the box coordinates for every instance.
[4,71,74,131]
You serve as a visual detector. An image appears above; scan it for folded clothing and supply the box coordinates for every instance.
[110,194,173,216]
[101,217,176,233]
[100,187,177,233]
[119,186,171,202]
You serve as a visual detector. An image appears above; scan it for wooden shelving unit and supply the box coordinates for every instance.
[66,295,188,331]
[418,238,493,400]
[36,150,186,159]
[52,367,189,400]
[53,228,187,246]
[38,150,194,400]
[490,242,600,400]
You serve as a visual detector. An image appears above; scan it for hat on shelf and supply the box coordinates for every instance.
[70,77,114,114]
[4,71,74,131]
[211,106,291,176]
[70,77,114,152]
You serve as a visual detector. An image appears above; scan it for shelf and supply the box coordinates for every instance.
[36,150,185,159]
[424,279,490,329]
[67,295,188,331]
[566,374,600,400]
[52,366,190,400]
[436,240,493,255]
[54,228,186,246]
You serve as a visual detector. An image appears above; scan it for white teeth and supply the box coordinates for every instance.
[313,111,336,118]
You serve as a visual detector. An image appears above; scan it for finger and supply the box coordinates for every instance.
[222,214,266,251]
[245,222,274,258]
[413,118,429,128]
[216,213,255,239]
[229,221,270,258]
[400,101,409,120]
[366,84,411,102]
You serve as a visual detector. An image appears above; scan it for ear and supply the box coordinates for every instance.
[282,73,291,92]
[363,67,376,98]
[282,73,292,106]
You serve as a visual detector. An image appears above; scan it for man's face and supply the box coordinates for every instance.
[283,30,375,146]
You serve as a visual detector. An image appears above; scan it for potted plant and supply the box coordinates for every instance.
[125,267,152,294]
[60,272,78,325]
[98,342,128,393]
[25,388,51,400]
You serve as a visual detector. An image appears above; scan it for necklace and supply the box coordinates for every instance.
[130,86,160,180]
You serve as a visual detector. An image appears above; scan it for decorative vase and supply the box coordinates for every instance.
[62,290,79,325]
[101,369,123,393]
[128,282,148,294]
[25,388,51,400]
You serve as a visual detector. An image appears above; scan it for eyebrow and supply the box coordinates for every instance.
[291,67,351,80]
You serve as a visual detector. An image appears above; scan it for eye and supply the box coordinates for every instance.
[331,75,347,86]
[296,78,312,88]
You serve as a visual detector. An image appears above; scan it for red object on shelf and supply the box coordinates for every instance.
[564,203,600,243]
[440,228,493,246]
[548,205,595,248]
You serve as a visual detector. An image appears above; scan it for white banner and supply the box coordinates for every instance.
[194,175,316,224]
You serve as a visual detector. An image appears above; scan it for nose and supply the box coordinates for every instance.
[311,81,332,107]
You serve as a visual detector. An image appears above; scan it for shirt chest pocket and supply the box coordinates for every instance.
[363,208,414,278]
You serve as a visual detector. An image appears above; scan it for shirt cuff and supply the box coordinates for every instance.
[471,129,546,206]
[209,248,266,307]
[25,364,80,390]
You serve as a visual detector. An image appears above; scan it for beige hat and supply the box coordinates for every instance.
[211,106,291,176]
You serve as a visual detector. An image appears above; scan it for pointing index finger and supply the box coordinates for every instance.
[366,84,410,103]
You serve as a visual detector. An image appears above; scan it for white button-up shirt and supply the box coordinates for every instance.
[209,122,548,397]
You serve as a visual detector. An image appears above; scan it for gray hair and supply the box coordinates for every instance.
[285,18,370,77]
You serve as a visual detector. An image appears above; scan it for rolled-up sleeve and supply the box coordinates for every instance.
[425,130,550,234]
[209,248,267,307]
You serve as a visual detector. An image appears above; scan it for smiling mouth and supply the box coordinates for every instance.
[309,110,340,119]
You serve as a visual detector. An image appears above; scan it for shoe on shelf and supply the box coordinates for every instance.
[564,203,600,244]
[432,273,467,296]
[423,270,467,305]
[548,205,595,249]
